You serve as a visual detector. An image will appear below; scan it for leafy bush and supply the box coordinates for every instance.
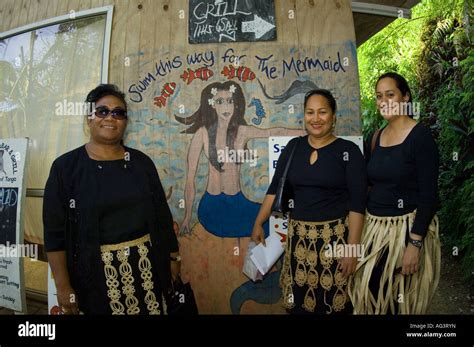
[358,0,474,283]
[435,49,474,282]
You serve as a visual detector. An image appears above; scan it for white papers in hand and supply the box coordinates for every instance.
[249,233,285,275]
[242,241,263,282]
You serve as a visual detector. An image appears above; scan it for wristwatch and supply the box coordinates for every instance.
[408,237,423,249]
[170,255,182,262]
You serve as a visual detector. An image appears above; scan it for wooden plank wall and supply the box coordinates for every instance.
[0,0,361,314]
[1,0,360,119]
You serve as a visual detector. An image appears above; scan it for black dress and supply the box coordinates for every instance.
[43,145,178,314]
[268,136,367,314]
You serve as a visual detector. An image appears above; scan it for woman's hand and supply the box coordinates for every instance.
[173,221,179,235]
[57,285,79,315]
[340,256,358,279]
[170,260,181,283]
[250,224,266,246]
[170,251,181,283]
[179,216,192,236]
[401,244,420,275]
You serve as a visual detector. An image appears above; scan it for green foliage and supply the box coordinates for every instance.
[418,3,474,283]
[358,0,474,283]
[435,48,474,282]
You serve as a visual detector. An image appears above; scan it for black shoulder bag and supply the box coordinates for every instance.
[271,137,300,214]
[167,278,198,315]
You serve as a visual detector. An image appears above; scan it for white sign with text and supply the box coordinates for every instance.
[0,138,28,312]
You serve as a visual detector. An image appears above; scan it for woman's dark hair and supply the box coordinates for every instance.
[175,81,247,172]
[85,84,127,114]
[376,72,414,117]
[304,89,337,113]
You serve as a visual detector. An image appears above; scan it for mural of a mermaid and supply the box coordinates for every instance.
[175,81,303,238]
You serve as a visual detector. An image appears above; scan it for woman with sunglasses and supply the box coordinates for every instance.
[349,72,441,314]
[251,89,367,314]
[43,84,180,314]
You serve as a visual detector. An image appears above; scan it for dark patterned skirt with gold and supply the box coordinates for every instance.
[280,217,352,314]
[100,234,166,315]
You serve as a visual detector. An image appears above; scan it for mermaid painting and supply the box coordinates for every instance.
[175,81,304,238]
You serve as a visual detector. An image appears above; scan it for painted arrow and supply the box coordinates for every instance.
[241,14,275,39]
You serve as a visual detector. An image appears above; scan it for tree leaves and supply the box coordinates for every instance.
[358,0,474,284]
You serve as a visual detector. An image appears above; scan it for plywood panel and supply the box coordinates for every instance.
[78,0,93,12]
[108,0,127,87]
[0,0,361,314]
[54,0,69,17]
[276,0,298,45]
[4,0,30,31]
[35,0,51,23]
[44,0,59,20]
[0,0,16,33]
[26,0,39,24]
[90,0,105,7]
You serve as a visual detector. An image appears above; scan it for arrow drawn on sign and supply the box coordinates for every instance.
[241,14,275,39]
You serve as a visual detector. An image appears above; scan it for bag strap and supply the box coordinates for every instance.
[282,137,300,180]
[371,129,381,154]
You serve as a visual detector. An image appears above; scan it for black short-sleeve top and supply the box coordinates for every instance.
[267,136,367,222]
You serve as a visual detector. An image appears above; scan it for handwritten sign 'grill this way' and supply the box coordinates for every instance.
[189,0,276,44]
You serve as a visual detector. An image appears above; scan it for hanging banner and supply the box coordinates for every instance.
[0,138,29,312]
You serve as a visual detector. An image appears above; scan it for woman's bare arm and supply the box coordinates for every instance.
[47,251,79,314]
[180,128,204,235]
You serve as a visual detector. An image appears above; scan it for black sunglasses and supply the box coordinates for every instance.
[92,106,127,120]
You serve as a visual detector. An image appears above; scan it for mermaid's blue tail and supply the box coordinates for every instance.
[230,270,282,314]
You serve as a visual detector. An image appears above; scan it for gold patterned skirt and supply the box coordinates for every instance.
[280,217,352,314]
[100,234,166,315]
[348,211,441,314]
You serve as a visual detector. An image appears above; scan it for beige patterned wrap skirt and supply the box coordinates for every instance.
[348,211,441,314]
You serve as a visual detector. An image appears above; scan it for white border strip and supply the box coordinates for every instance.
[101,6,114,83]
[351,2,412,19]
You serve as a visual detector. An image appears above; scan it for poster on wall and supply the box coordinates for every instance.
[268,137,293,242]
[124,27,360,313]
[189,0,276,44]
[0,138,28,312]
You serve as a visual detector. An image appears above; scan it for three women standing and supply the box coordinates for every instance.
[44,75,441,315]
